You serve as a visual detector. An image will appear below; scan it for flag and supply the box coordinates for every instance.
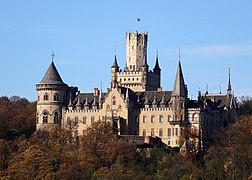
[137,18,141,22]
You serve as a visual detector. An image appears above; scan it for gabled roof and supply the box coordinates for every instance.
[172,60,186,96]
[40,61,64,84]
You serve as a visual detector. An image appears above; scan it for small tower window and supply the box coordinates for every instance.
[43,111,48,123]
[44,93,48,101]
[54,94,59,101]
[38,96,40,101]
[112,96,116,105]
[54,112,59,124]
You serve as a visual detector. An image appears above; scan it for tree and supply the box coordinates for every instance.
[204,116,252,179]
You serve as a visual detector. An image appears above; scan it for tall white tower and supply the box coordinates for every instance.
[126,32,148,71]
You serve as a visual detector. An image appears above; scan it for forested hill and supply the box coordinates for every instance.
[0,96,36,140]
[0,96,251,179]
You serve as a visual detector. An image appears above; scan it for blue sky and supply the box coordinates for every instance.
[0,1,251,101]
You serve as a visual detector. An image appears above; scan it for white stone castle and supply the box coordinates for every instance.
[36,32,238,149]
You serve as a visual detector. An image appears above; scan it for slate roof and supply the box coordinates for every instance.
[40,61,64,84]
[173,60,186,96]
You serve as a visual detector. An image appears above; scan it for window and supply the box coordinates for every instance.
[36,112,39,123]
[151,115,155,123]
[168,141,171,145]
[107,105,110,109]
[38,96,40,101]
[43,111,48,123]
[143,129,146,137]
[159,115,163,123]
[188,114,193,121]
[67,117,70,125]
[44,93,48,101]
[132,46,134,50]
[151,128,155,137]
[54,94,59,101]
[112,96,116,105]
[54,112,59,124]
[143,116,146,123]
[118,105,122,109]
[74,117,78,125]
[194,114,199,121]
[168,115,171,122]
[168,128,171,136]
[175,128,178,136]
[83,116,86,124]
[91,116,95,124]
[159,128,163,137]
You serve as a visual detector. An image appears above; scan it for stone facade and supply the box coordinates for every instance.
[36,32,238,150]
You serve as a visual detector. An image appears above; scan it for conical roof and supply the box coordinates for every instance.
[111,55,119,68]
[153,52,161,71]
[40,61,64,84]
[173,60,186,96]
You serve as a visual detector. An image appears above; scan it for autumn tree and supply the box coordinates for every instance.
[204,116,252,179]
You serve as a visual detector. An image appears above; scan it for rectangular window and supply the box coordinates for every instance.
[151,128,155,137]
[91,116,95,124]
[151,115,155,123]
[67,117,70,125]
[159,115,163,123]
[168,128,171,136]
[175,128,178,136]
[74,117,78,125]
[168,115,171,122]
[159,128,163,137]
[143,116,146,123]
[142,129,146,137]
[83,116,86,124]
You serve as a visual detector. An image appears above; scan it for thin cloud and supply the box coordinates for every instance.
[184,44,252,56]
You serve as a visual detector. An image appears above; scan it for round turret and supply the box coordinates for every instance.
[36,59,68,131]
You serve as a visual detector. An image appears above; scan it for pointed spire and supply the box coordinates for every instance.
[160,93,165,107]
[111,54,119,69]
[51,50,55,62]
[76,95,81,110]
[144,95,149,106]
[84,97,89,110]
[40,53,64,84]
[206,84,209,94]
[152,93,157,108]
[227,64,232,94]
[68,93,73,107]
[172,49,186,97]
[153,49,161,73]
[125,88,129,100]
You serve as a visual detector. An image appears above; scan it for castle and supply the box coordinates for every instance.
[36,32,238,149]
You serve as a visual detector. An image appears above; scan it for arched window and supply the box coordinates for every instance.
[43,111,48,123]
[194,114,199,121]
[188,114,193,121]
[118,105,122,109]
[54,112,59,124]
[44,93,48,101]
[107,105,110,110]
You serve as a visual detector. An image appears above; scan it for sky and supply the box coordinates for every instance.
[0,1,252,101]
